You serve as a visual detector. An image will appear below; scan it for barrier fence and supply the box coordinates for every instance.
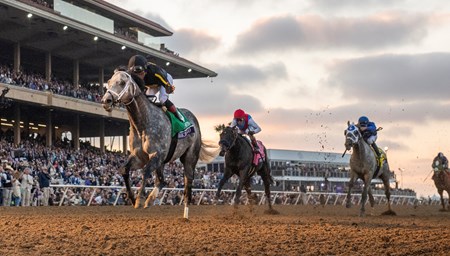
[48,184,425,207]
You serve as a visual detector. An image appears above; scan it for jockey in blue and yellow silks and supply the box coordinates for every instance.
[356,116,382,164]
[230,109,261,152]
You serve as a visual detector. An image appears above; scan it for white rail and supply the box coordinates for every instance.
[50,184,420,207]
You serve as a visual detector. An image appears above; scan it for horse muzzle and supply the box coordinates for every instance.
[344,140,352,151]
[219,140,229,153]
[101,95,114,112]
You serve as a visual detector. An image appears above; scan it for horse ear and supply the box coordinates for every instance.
[347,120,350,126]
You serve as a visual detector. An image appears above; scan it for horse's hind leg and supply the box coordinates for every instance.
[259,164,274,211]
[180,151,198,219]
[445,190,450,211]
[382,177,392,212]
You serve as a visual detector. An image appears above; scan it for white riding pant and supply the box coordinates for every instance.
[366,135,377,145]
[145,85,168,104]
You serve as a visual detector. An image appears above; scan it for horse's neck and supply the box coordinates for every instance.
[230,135,252,157]
[354,139,371,160]
[126,94,159,128]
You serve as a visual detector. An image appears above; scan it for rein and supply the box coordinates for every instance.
[220,128,238,152]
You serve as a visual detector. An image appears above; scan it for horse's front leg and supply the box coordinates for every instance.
[234,169,247,208]
[359,172,371,217]
[216,168,232,199]
[438,190,445,211]
[121,158,135,206]
[346,172,356,208]
[144,165,165,208]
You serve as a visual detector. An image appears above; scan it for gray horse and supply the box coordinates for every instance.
[344,122,395,217]
[101,71,219,219]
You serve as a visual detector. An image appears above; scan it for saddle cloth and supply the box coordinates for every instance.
[166,111,194,138]
[372,147,386,178]
[252,140,266,166]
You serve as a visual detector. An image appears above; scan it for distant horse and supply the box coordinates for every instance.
[101,71,219,219]
[344,122,395,217]
[217,126,277,213]
[431,158,450,211]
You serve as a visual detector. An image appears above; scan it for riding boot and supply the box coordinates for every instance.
[165,100,184,122]
[372,142,382,166]
[250,135,260,153]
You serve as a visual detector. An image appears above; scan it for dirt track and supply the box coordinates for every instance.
[0,204,449,256]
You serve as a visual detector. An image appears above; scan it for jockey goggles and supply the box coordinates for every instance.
[130,65,145,73]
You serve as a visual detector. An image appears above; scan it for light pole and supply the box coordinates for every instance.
[398,168,404,189]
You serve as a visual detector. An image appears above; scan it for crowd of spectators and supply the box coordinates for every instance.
[20,0,53,10]
[0,63,103,103]
[0,132,265,207]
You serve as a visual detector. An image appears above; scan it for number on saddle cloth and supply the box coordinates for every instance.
[165,111,193,138]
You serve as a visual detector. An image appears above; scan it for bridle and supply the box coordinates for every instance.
[345,124,361,149]
[219,127,239,152]
[105,72,139,106]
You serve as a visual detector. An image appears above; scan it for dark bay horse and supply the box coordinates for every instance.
[344,122,395,217]
[101,71,219,219]
[431,158,450,211]
[217,126,277,213]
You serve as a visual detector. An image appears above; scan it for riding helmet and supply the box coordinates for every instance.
[358,116,369,127]
[234,109,246,119]
[127,55,147,73]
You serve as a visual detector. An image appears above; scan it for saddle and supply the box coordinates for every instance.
[241,135,266,166]
[147,97,193,138]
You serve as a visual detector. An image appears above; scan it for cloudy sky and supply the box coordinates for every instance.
[108,0,450,197]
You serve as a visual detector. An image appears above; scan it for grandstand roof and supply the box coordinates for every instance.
[267,149,350,165]
[0,0,217,81]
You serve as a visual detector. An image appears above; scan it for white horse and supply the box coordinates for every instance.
[344,122,395,217]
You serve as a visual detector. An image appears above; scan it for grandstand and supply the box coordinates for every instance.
[0,0,216,152]
[0,0,417,207]
[207,149,414,197]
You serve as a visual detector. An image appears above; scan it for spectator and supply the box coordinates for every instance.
[12,174,21,206]
[2,165,13,206]
[38,166,51,206]
[20,167,34,206]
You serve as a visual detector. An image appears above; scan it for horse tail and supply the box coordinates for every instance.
[264,147,274,184]
[199,139,221,163]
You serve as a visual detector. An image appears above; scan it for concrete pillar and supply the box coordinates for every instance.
[14,43,20,72]
[99,67,104,93]
[46,110,52,147]
[73,114,80,150]
[122,131,128,154]
[45,52,52,82]
[73,59,79,89]
[13,104,20,145]
[99,118,105,154]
